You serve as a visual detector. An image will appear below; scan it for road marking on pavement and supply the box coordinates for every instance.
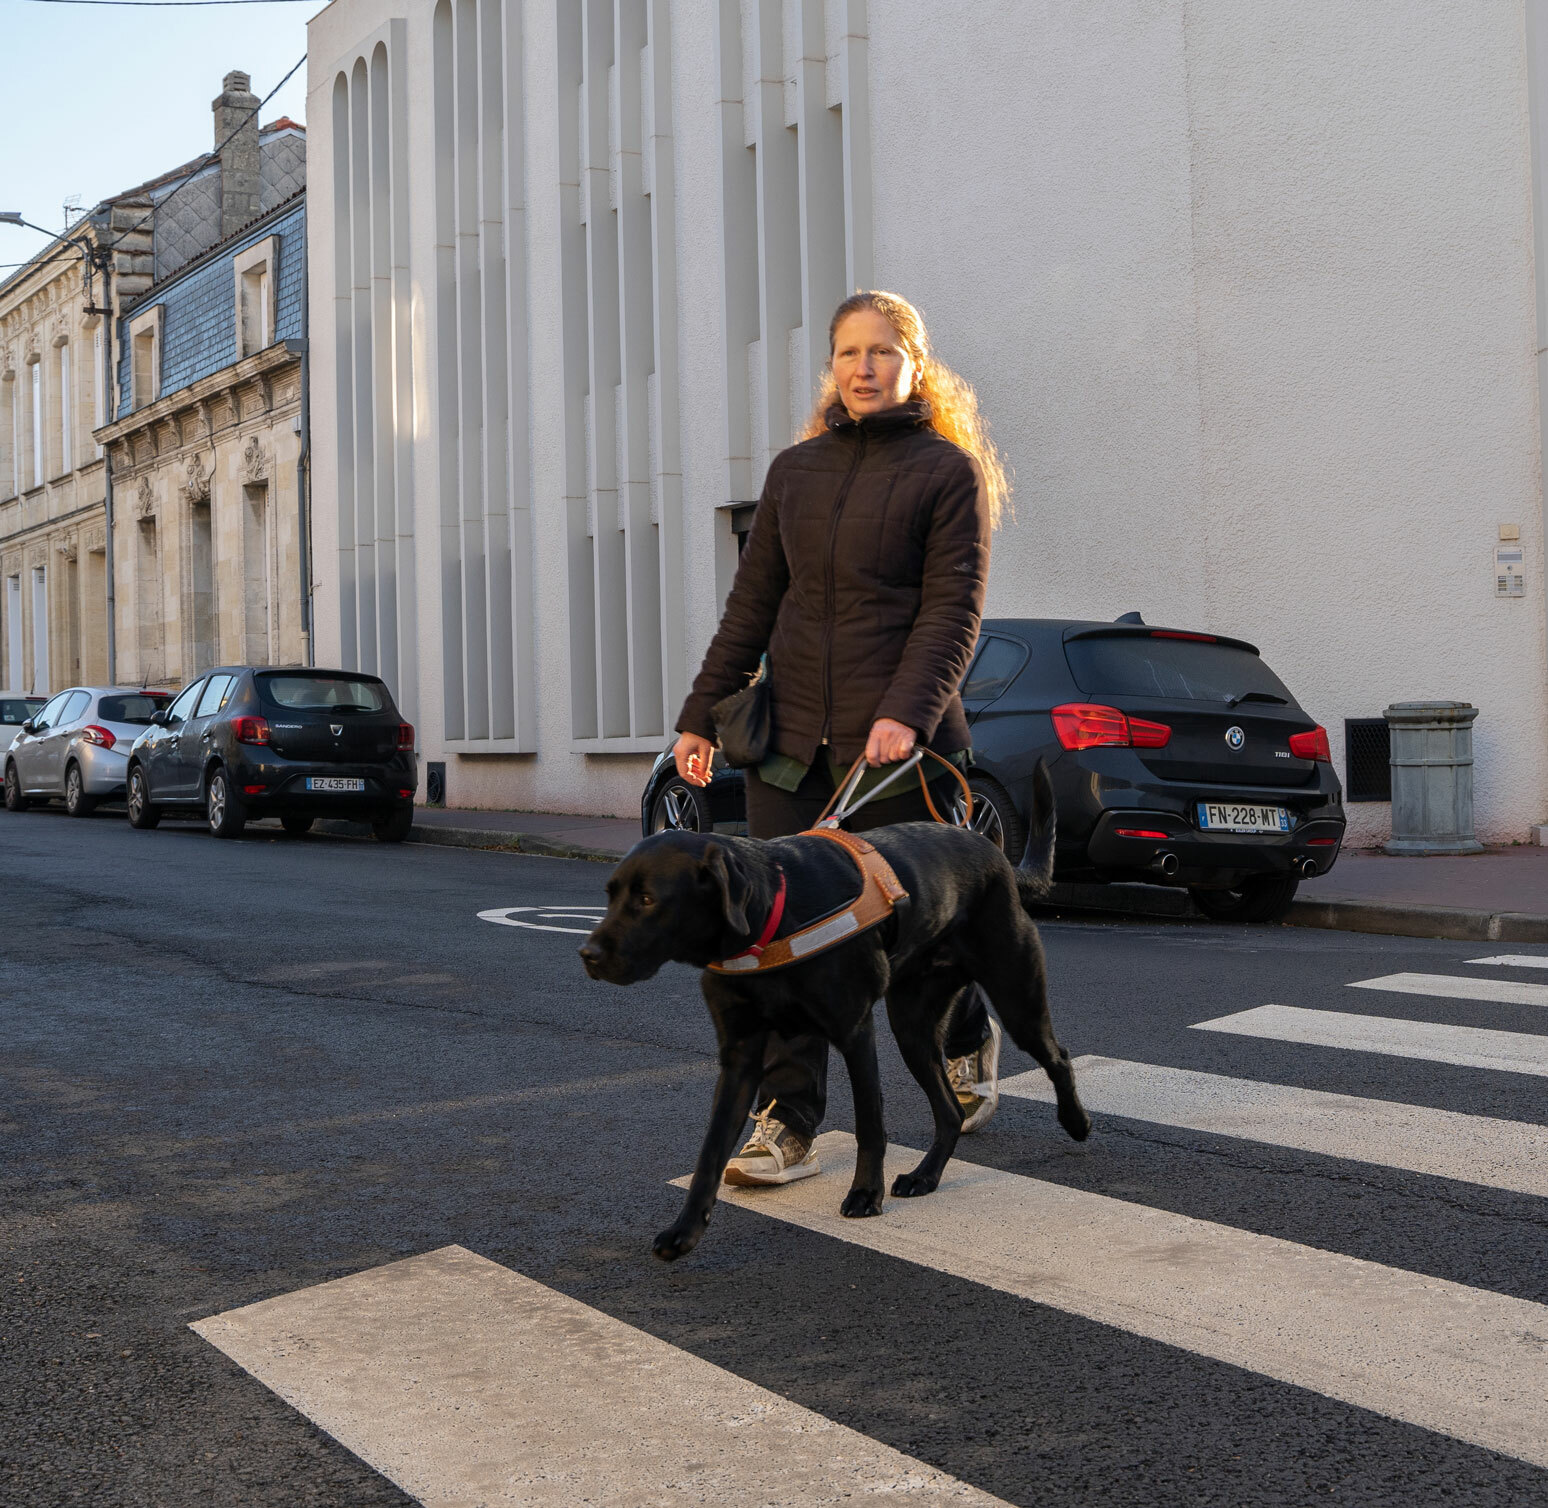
[477,904,606,935]
[1000,1055,1548,1197]
[1191,1004,1548,1076]
[192,1245,1009,1507]
[1348,971,1548,1008]
[1469,955,1548,971]
[691,1134,1548,1471]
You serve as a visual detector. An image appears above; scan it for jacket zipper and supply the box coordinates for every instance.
[820,428,868,747]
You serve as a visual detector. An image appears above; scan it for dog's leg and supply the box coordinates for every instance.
[653,1028,767,1262]
[885,983,966,1197]
[837,1009,885,1218]
[974,898,1091,1143]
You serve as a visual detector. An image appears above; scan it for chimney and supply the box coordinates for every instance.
[213,70,261,239]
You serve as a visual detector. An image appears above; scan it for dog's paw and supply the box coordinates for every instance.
[840,1188,884,1218]
[890,1170,939,1198]
[1060,1103,1093,1142]
[652,1222,704,1262]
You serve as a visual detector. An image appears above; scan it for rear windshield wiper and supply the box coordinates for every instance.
[1228,690,1290,707]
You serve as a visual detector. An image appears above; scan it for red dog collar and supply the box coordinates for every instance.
[719,869,786,965]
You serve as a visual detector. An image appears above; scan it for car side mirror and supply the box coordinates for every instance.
[150,710,171,727]
[20,719,36,735]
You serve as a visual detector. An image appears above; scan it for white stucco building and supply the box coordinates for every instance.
[306,0,1548,844]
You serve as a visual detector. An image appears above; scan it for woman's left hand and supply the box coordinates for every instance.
[865,717,918,766]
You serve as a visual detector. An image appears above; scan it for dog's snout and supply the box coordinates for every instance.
[578,938,604,964]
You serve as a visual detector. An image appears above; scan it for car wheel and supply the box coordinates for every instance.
[64,763,97,818]
[1189,874,1300,924]
[206,768,247,839]
[650,780,711,834]
[126,765,161,829]
[951,773,1026,860]
[281,815,314,836]
[372,806,414,843]
[4,761,28,813]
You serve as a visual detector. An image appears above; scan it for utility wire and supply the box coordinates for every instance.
[0,53,304,286]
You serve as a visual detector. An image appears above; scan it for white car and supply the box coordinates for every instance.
[3,686,172,816]
[0,691,45,755]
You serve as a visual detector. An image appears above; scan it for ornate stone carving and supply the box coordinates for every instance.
[240,434,269,484]
[24,332,40,365]
[180,452,211,505]
[55,535,77,563]
[84,524,106,554]
[134,473,156,520]
[26,545,45,570]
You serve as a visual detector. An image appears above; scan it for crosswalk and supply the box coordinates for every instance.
[194,952,1548,1502]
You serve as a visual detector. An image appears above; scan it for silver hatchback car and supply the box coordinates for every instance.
[4,686,173,816]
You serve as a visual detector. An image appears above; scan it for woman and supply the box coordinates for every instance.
[672,290,1010,1186]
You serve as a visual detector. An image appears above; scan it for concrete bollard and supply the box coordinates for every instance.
[1383,701,1484,856]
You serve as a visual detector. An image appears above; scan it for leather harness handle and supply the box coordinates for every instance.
[818,748,973,828]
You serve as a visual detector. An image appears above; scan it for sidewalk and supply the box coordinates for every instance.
[328,805,1548,943]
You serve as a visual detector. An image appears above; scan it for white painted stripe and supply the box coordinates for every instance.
[1000,1056,1548,1197]
[1470,955,1548,971]
[689,1135,1548,1470]
[193,1245,1009,1507]
[1348,971,1548,1008]
[1191,1004,1548,1077]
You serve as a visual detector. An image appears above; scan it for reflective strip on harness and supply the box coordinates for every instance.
[707,828,907,975]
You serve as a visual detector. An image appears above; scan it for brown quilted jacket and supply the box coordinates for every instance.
[677,401,990,767]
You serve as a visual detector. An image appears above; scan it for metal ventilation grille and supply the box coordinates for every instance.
[1344,718,1391,802]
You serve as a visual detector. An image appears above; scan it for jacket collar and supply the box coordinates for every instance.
[824,398,933,436]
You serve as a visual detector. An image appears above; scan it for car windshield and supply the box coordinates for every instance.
[1064,634,1294,705]
[98,694,167,725]
[1,698,42,723]
[259,674,389,713]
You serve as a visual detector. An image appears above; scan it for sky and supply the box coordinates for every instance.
[0,0,319,273]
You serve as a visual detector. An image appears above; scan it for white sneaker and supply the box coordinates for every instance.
[723,1102,821,1186]
[948,1013,1003,1133]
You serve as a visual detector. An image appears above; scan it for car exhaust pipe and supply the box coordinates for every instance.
[1295,856,1319,878]
[1152,852,1180,879]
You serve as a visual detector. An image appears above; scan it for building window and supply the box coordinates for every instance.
[30,565,47,694]
[57,340,71,474]
[127,306,163,411]
[1,374,14,498]
[30,360,42,488]
[4,574,20,689]
[233,236,276,359]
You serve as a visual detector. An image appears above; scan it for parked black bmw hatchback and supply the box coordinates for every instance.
[641,617,1345,922]
[125,666,417,841]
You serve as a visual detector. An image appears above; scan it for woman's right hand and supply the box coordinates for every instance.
[673,732,716,787]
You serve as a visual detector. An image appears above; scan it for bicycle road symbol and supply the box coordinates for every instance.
[478,905,607,935]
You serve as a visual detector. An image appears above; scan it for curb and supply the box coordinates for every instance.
[323,817,1548,943]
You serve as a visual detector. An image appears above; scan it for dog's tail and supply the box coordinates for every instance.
[1014,759,1057,905]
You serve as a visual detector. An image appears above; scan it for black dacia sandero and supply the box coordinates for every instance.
[124,666,417,841]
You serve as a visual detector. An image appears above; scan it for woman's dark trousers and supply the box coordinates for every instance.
[743,760,991,1141]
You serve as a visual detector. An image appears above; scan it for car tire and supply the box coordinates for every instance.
[952,772,1026,860]
[281,815,314,836]
[650,779,711,834]
[206,768,247,839]
[126,765,161,829]
[4,761,28,813]
[1189,874,1300,924]
[64,763,98,818]
[372,806,414,843]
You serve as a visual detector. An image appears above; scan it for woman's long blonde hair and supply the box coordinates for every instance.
[799,290,1010,529]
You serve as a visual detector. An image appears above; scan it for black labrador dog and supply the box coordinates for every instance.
[579,764,1090,1261]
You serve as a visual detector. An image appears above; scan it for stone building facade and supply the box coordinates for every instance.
[0,70,305,696]
[97,197,307,688]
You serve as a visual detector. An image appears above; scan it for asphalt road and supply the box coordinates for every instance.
[4,805,1548,1506]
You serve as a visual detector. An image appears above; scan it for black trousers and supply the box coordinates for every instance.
[744,759,991,1140]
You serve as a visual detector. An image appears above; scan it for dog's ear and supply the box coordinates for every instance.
[699,842,750,937]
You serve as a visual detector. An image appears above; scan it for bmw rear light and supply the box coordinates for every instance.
[233,716,271,746]
[397,723,415,751]
[1051,703,1172,751]
[1114,827,1170,840]
[1288,726,1331,762]
[80,724,116,749]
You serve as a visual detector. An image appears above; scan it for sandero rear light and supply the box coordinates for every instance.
[233,716,271,746]
[1051,703,1172,751]
[243,785,265,796]
[1288,726,1331,762]
[1114,827,1170,840]
[397,723,415,751]
[80,724,116,749]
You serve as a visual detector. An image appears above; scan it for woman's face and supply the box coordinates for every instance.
[831,309,917,419]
